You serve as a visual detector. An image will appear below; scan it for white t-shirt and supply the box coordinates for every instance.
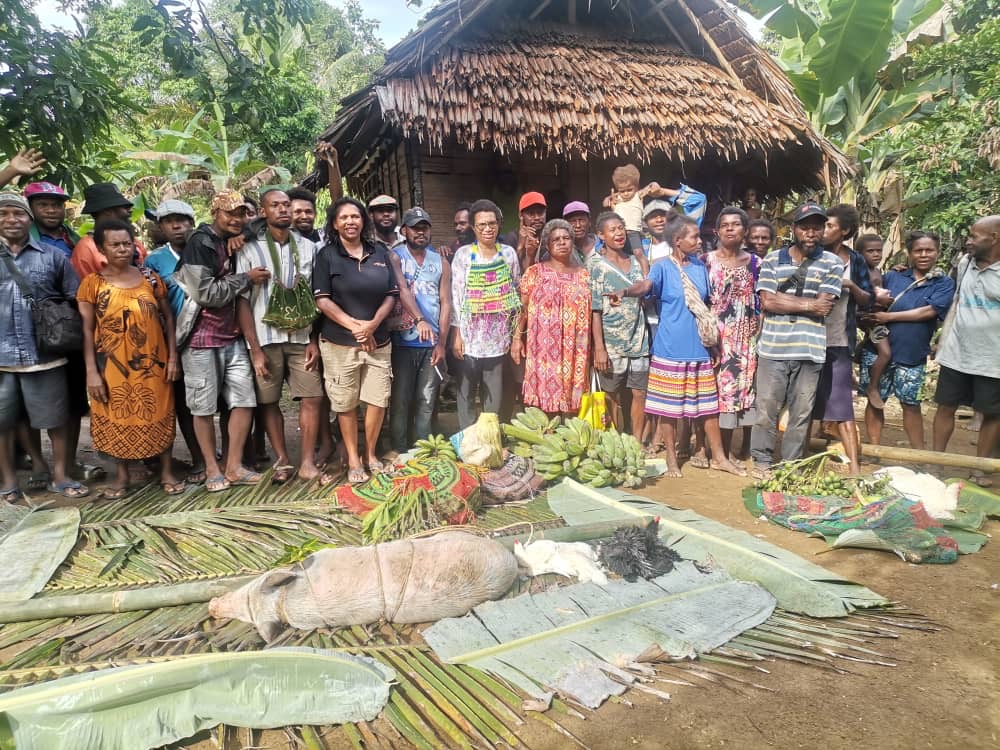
[937,260,1000,377]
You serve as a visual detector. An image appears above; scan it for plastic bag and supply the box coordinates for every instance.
[450,412,504,467]
[578,371,610,430]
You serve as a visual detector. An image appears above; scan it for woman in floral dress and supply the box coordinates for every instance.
[704,208,761,461]
[511,219,591,414]
[78,219,183,498]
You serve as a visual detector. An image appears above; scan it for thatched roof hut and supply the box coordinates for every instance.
[307,0,849,226]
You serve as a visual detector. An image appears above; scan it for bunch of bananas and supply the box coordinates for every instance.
[413,434,458,462]
[574,427,645,488]
[502,407,562,458]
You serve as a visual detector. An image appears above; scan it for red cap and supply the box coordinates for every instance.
[518,192,547,212]
[23,182,69,200]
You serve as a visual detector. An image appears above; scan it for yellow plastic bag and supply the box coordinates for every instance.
[578,371,611,430]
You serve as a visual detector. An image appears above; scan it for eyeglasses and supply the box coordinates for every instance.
[475,221,498,230]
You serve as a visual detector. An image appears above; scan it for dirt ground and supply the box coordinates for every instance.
[29,398,1000,749]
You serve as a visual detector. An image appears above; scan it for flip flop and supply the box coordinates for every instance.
[187,467,207,484]
[102,486,132,500]
[206,475,231,493]
[272,464,296,484]
[226,469,263,486]
[750,465,771,481]
[0,487,22,503]
[75,462,107,481]
[27,472,50,491]
[688,455,710,469]
[366,459,387,474]
[348,467,370,485]
[47,479,89,499]
[161,480,187,496]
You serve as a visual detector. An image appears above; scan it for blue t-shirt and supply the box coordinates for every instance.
[143,245,185,318]
[392,245,443,349]
[647,257,710,363]
[879,269,955,367]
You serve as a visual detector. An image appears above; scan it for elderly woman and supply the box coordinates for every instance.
[313,197,399,484]
[450,199,521,428]
[859,230,954,449]
[612,217,746,478]
[511,219,591,415]
[78,219,183,498]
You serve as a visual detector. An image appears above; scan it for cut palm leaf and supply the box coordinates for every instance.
[548,479,888,617]
[0,647,393,750]
[0,505,79,602]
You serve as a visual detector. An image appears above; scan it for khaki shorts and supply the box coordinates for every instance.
[320,339,392,412]
[254,342,324,404]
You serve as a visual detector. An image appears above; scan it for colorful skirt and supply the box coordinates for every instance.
[645,356,719,419]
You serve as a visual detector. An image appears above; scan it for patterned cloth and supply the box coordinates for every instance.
[587,252,648,363]
[858,348,926,406]
[520,263,591,413]
[450,243,521,358]
[393,245,444,349]
[77,272,176,459]
[706,252,760,416]
[645,356,719,419]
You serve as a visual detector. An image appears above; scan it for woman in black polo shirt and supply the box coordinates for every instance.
[313,197,399,484]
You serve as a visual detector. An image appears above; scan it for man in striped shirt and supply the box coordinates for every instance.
[749,203,845,477]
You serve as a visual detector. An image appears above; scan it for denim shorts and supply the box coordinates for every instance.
[0,366,70,430]
[181,341,257,416]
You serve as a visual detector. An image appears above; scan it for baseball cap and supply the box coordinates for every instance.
[23,182,69,201]
[518,192,546,212]
[368,194,398,209]
[401,207,432,227]
[562,201,590,217]
[0,193,33,218]
[210,190,246,214]
[154,199,196,221]
[792,202,827,223]
[642,200,671,219]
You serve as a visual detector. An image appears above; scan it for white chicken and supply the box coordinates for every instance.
[876,466,962,520]
[513,540,608,585]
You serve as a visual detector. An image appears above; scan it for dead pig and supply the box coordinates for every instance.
[209,532,518,641]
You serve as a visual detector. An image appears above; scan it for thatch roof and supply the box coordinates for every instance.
[309,0,851,193]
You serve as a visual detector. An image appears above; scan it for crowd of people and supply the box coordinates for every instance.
[0,147,997,502]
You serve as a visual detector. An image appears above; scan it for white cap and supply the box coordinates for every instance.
[154,199,196,221]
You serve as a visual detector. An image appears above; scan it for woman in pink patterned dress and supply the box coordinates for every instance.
[705,207,761,462]
[511,219,591,415]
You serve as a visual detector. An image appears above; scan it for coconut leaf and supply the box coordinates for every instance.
[0,505,80,602]
[547,479,888,617]
[0,648,393,750]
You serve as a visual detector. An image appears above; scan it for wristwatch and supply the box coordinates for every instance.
[414,316,426,324]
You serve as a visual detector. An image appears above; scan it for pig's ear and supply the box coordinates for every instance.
[259,569,298,595]
[257,618,284,643]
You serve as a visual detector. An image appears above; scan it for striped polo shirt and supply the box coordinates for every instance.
[756,245,844,364]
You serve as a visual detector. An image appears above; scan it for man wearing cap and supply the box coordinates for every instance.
[368,195,402,248]
[235,189,323,483]
[24,182,79,258]
[501,192,547,271]
[144,199,205,482]
[563,201,596,262]
[71,182,147,280]
[750,202,845,477]
[388,207,452,452]
[0,193,89,500]
[174,190,271,492]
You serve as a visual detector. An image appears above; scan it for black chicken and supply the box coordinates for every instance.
[598,518,682,582]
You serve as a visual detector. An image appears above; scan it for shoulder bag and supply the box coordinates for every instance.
[0,246,82,354]
[668,255,719,347]
[259,232,318,331]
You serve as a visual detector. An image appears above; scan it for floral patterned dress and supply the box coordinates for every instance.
[78,272,175,460]
[705,252,760,417]
[520,263,591,413]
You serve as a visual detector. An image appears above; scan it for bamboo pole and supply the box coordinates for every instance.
[829,441,1000,473]
[0,519,654,624]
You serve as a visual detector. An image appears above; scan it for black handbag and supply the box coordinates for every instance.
[0,246,83,354]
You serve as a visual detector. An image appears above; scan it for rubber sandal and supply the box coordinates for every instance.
[366,459,387,474]
[161,480,187,496]
[47,479,89,499]
[75,462,106,481]
[27,472,50,491]
[348,467,369,485]
[226,469,263,486]
[750,465,771,481]
[206,475,231,493]
[711,460,748,477]
[688,455,710,469]
[187,467,207,484]
[0,487,23,503]
[272,464,296,484]
[102,486,131,500]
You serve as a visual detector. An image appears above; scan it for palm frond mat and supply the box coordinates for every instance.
[0,477,933,749]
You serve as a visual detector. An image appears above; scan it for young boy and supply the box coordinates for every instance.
[857,234,892,408]
[603,164,668,252]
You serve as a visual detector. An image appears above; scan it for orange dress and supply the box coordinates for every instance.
[78,272,175,460]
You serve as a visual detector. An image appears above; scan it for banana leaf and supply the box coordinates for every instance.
[0,647,394,750]
[547,479,888,617]
[947,479,1000,519]
[424,562,775,708]
[0,505,79,602]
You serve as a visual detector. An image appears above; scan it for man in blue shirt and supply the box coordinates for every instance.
[0,193,88,500]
